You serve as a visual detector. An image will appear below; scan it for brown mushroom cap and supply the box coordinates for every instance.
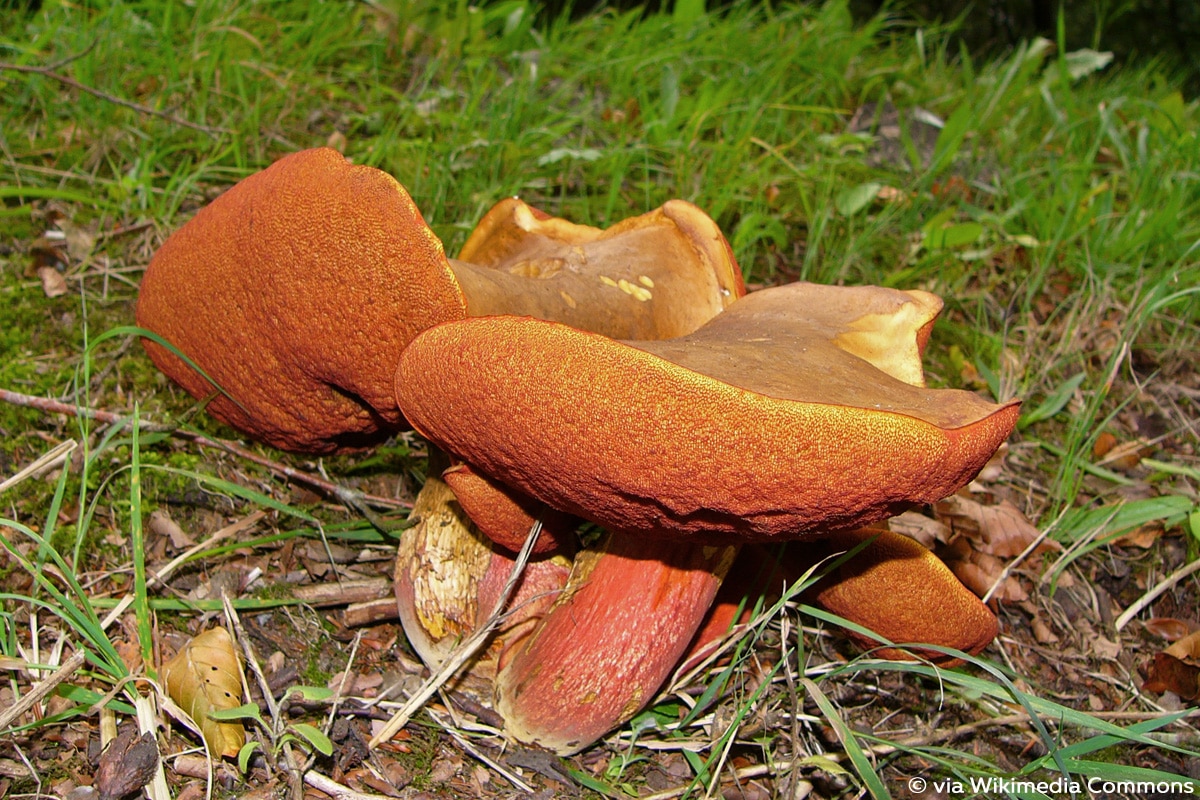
[679,532,999,675]
[137,148,464,453]
[395,282,1021,542]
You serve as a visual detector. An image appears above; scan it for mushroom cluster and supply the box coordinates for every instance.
[137,148,1019,756]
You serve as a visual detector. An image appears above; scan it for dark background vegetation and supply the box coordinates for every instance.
[543,0,1200,92]
[4,0,1198,90]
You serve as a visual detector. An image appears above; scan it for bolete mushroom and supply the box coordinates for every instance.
[394,281,1019,753]
[136,148,741,453]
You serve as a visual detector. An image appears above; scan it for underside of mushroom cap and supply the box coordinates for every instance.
[137,147,465,453]
[395,282,1020,541]
[448,197,744,340]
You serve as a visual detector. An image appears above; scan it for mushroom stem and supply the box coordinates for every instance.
[394,452,572,675]
[494,533,737,755]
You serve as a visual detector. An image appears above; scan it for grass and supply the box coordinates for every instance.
[1,0,1198,797]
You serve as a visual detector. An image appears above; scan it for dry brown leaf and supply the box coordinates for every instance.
[1144,618,1197,641]
[887,510,950,549]
[1112,522,1163,549]
[935,496,1048,558]
[161,627,246,758]
[1093,635,1121,660]
[148,509,193,549]
[1031,617,1059,644]
[973,443,1009,484]
[944,544,1027,602]
[95,728,158,800]
[1143,630,1200,700]
[37,266,68,297]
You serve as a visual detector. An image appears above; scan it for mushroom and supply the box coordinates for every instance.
[394,450,573,672]
[678,528,999,675]
[394,281,1019,753]
[136,148,741,454]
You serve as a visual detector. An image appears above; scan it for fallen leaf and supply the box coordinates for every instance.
[1031,617,1059,644]
[1093,635,1121,660]
[973,443,1009,484]
[161,627,246,758]
[62,221,96,262]
[887,510,949,549]
[148,509,193,549]
[38,266,68,297]
[935,495,1049,557]
[1144,618,1197,641]
[1143,630,1200,700]
[95,727,159,800]
[1112,522,1163,549]
[943,542,1027,602]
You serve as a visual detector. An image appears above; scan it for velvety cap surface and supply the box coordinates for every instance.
[137,148,464,453]
[396,282,1020,540]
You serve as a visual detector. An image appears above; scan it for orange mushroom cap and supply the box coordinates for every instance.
[796,527,999,660]
[395,282,1020,543]
[137,148,743,454]
[136,148,463,452]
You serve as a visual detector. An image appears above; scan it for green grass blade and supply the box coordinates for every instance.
[802,677,892,799]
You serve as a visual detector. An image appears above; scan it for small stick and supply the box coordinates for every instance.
[303,770,396,800]
[0,58,227,136]
[339,598,400,628]
[292,578,392,608]
[0,388,410,510]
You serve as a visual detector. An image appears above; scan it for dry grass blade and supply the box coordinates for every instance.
[100,511,265,630]
[0,439,77,494]
[1115,558,1200,631]
[0,649,86,731]
[368,520,543,748]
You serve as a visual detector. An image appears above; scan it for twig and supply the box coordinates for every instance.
[0,649,87,731]
[0,388,410,510]
[1115,558,1200,631]
[0,57,227,136]
[291,578,392,608]
[368,520,543,748]
[303,770,396,800]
